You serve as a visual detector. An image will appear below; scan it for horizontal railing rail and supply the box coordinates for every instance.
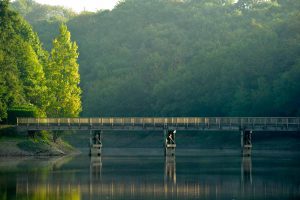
[17,117,300,131]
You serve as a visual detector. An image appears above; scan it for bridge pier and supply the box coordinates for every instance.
[241,130,252,156]
[164,129,176,156]
[89,130,102,156]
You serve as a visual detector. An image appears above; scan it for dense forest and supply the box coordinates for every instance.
[0,0,81,121]
[7,0,300,118]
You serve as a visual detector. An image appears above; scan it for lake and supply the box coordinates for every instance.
[0,150,300,200]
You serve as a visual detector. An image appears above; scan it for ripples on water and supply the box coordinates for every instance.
[0,150,299,200]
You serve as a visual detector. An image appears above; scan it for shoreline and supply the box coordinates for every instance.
[0,125,79,157]
[0,136,80,157]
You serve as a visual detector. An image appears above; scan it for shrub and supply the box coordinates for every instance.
[7,106,38,124]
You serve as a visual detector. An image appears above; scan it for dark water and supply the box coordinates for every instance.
[0,150,300,200]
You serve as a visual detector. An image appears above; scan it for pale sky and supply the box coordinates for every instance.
[26,0,120,12]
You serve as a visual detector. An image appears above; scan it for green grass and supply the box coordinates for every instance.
[0,125,76,155]
[17,139,49,152]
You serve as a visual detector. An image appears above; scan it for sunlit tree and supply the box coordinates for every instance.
[46,23,81,117]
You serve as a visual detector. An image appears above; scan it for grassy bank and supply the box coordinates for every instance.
[0,125,78,156]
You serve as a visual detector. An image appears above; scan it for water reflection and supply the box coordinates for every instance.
[241,156,252,185]
[1,153,300,200]
[90,156,102,181]
[0,156,81,200]
[164,156,176,184]
[240,156,253,199]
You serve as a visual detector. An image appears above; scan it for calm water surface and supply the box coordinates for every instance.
[0,151,300,200]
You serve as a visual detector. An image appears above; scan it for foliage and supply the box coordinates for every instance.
[11,0,77,50]
[11,0,76,22]
[45,24,81,117]
[9,0,300,117]
[7,106,38,124]
[69,0,299,117]
[0,0,82,122]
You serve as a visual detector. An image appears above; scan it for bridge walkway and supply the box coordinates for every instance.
[17,117,300,131]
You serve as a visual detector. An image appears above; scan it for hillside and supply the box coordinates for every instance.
[13,0,300,118]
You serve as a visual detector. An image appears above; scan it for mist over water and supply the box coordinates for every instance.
[0,151,299,200]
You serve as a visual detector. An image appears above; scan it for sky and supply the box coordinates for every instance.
[27,0,120,12]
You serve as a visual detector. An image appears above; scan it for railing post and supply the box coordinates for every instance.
[90,129,93,147]
[186,118,188,128]
[241,118,243,129]
[207,118,209,129]
[264,118,267,128]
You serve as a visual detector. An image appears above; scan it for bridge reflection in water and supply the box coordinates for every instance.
[8,155,300,200]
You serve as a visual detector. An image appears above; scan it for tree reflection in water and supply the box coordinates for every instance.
[0,153,300,200]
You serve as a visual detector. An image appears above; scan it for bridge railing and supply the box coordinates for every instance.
[17,117,300,130]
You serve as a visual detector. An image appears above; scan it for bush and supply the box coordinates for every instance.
[7,106,38,124]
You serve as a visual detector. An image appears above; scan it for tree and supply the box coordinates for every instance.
[235,0,269,9]
[12,0,300,117]
[46,23,81,117]
[0,0,47,120]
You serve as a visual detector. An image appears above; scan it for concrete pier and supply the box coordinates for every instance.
[164,129,176,156]
[90,130,102,156]
[241,130,252,156]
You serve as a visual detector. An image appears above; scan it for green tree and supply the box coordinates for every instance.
[46,23,81,117]
[12,0,300,117]
[0,0,47,120]
[15,40,48,114]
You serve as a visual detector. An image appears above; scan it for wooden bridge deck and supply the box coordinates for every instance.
[17,117,300,131]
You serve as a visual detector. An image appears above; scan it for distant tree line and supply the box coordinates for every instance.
[10,0,300,117]
[0,0,81,122]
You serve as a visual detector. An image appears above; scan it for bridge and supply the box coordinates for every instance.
[17,117,300,131]
[17,117,300,156]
